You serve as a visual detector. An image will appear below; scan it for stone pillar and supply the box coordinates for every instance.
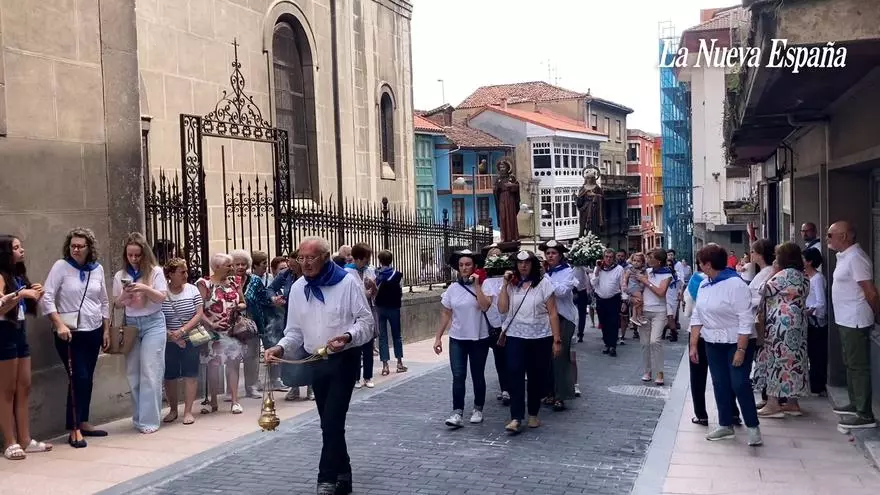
[99,0,144,268]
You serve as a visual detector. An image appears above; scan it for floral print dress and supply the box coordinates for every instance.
[753,268,810,398]
[197,277,244,364]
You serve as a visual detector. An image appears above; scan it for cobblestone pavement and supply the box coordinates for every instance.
[121,333,686,495]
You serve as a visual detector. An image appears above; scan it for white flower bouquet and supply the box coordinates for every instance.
[568,232,606,267]
[484,253,514,277]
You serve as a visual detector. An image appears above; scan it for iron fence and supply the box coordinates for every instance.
[144,170,494,288]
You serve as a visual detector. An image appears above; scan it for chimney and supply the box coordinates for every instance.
[700,8,718,22]
[501,98,509,109]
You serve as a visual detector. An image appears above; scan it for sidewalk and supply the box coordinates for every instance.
[637,353,880,495]
[0,339,445,495]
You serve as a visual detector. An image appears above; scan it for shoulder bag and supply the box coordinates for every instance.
[495,282,533,347]
[58,270,92,331]
[107,299,137,355]
[755,284,768,348]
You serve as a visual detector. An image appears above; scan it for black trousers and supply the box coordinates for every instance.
[358,338,375,381]
[596,294,621,350]
[54,327,103,430]
[574,290,590,338]
[506,336,552,420]
[689,336,739,420]
[489,329,508,393]
[807,323,828,394]
[312,348,360,484]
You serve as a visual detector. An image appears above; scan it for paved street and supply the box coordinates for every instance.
[113,333,686,495]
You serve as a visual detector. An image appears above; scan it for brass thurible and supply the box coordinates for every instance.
[257,347,332,431]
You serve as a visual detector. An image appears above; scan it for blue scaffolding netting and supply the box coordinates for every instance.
[658,31,693,263]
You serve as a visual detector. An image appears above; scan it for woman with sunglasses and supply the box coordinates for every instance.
[499,251,562,433]
[433,250,491,428]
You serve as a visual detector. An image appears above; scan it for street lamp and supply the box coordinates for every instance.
[437,79,446,105]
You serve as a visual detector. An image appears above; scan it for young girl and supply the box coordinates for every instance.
[624,253,648,326]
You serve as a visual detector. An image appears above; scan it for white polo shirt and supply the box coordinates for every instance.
[832,243,875,328]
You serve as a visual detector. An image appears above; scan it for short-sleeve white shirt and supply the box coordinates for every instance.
[502,276,556,339]
[441,283,489,341]
[113,265,168,317]
[832,243,875,328]
[481,277,506,328]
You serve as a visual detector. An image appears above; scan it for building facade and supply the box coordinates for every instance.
[677,7,752,256]
[627,129,663,253]
[725,0,880,398]
[0,0,415,438]
[453,82,637,247]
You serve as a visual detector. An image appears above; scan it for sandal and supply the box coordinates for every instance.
[163,411,178,423]
[396,363,408,373]
[691,417,709,426]
[182,414,195,425]
[3,443,26,460]
[231,403,243,414]
[542,396,555,406]
[24,440,52,453]
[552,400,566,412]
[381,365,390,376]
[200,403,218,415]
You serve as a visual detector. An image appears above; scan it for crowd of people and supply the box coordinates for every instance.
[1,220,877,492]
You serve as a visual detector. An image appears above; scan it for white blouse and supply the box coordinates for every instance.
[643,271,672,314]
[112,265,168,317]
[546,266,578,325]
[691,276,754,344]
[502,276,556,339]
[40,260,110,331]
[806,272,827,327]
[441,283,489,341]
[481,277,506,329]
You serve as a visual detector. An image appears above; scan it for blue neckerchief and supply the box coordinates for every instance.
[65,257,98,282]
[654,266,677,287]
[304,261,348,303]
[601,263,617,272]
[344,262,368,274]
[376,266,396,285]
[687,273,705,302]
[516,277,533,288]
[705,267,741,286]
[457,277,474,287]
[546,262,570,276]
[14,277,26,313]
[125,265,142,282]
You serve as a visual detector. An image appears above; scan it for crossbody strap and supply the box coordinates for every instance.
[461,284,494,330]
[76,270,91,315]
[501,283,533,333]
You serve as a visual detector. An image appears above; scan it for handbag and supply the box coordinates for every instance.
[227,312,258,342]
[755,285,768,348]
[57,271,92,331]
[107,301,137,355]
[166,291,216,347]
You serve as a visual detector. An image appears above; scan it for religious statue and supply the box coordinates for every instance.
[493,160,521,243]
[575,166,605,237]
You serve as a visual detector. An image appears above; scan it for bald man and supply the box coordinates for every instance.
[801,222,820,252]
[827,221,879,429]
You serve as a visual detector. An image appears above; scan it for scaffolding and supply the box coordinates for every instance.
[658,21,693,262]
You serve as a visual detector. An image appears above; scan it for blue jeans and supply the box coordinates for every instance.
[376,306,403,362]
[705,339,759,428]
[125,311,167,431]
[449,337,490,412]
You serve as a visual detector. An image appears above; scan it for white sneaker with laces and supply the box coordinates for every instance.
[364,379,375,388]
[470,410,483,424]
[445,412,464,428]
[747,427,763,446]
[354,380,363,389]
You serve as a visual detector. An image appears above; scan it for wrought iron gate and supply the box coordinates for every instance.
[177,39,291,279]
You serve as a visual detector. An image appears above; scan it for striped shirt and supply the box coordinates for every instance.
[162,283,201,331]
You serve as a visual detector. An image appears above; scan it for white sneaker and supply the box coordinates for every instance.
[354,380,363,389]
[307,387,315,400]
[364,379,375,388]
[574,384,581,397]
[470,410,483,424]
[747,427,763,446]
[445,412,464,428]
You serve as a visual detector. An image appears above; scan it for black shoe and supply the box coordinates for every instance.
[609,348,617,357]
[68,435,87,449]
[633,330,640,340]
[317,482,337,495]
[80,429,108,437]
[602,347,610,354]
[336,473,352,494]
[577,336,584,343]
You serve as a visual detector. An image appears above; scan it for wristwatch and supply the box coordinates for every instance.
[343,332,353,343]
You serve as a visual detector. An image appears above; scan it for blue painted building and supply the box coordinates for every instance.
[414,108,513,229]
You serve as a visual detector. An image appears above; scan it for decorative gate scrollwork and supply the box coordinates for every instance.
[179,39,291,280]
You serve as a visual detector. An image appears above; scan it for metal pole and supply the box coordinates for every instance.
[437,79,445,105]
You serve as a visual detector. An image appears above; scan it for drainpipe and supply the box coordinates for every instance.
[330,0,344,243]
[780,143,795,241]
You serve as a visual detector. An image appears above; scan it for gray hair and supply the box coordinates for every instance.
[300,236,331,256]
[210,253,233,270]
[229,249,252,266]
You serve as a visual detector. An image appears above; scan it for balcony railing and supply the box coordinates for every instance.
[451,174,496,194]
[601,174,640,194]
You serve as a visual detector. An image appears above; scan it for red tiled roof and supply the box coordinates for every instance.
[472,105,606,137]
[443,124,509,149]
[458,81,585,109]
[414,113,443,133]
[685,6,749,33]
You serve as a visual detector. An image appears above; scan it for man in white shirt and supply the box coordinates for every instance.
[266,237,375,494]
[827,221,879,429]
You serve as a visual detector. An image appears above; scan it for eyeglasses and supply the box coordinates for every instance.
[295,255,324,263]
[70,244,88,251]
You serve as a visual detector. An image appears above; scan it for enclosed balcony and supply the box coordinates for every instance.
[450,174,496,195]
